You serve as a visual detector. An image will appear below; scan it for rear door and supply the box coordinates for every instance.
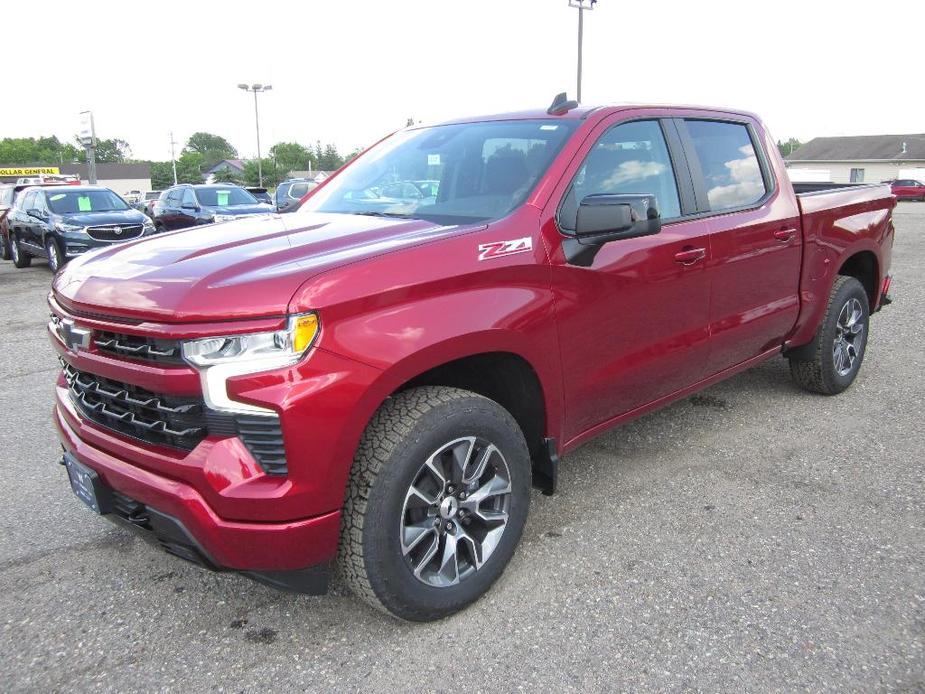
[677,117,802,374]
[546,114,714,439]
[161,189,183,229]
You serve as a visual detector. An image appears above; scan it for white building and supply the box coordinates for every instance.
[785,134,925,184]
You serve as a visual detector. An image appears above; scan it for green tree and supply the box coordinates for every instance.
[314,141,344,171]
[268,142,315,176]
[175,151,205,184]
[149,161,176,190]
[777,138,802,158]
[183,132,238,170]
[211,168,245,185]
[242,158,282,188]
[93,138,132,163]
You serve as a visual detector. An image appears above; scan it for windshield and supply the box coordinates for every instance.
[47,189,129,214]
[297,119,577,224]
[195,186,258,207]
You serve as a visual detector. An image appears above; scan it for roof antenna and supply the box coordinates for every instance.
[547,92,579,116]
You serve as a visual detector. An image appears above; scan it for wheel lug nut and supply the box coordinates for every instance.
[446,521,454,532]
[447,484,455,494]
[459,491,467,499]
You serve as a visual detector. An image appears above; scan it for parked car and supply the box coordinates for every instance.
[152,184,274,231]
[275,178,318,213]
[133,190,162,217]
[7,185,155,271]
[885,179,925,201]
[49,100,894,621]
[245,187,273,205]
[2,182,72,261]
[123,190,143,204]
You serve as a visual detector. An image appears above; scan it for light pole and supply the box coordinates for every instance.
[568,0,597,103]
[237,83,273,186]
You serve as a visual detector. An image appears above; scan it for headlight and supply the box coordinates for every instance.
[213,214,237,223]
[55,222,84,233]
[181,313,319,413]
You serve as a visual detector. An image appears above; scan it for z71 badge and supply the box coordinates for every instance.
[477,237,533,261]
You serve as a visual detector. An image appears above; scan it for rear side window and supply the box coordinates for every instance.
[558,120,682,230]
[685,120,767,211]
[166,189,183,205]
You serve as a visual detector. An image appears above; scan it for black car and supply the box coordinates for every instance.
[245,187,272,205]
[275,178,318,213]
[152,184,275,231]
[7,186,155,272]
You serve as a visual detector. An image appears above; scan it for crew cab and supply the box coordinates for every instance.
[152,184,274,231]
[8,186,155,272]
[49,99,895,622]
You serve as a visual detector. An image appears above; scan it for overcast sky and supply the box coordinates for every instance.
[2,0,922,162]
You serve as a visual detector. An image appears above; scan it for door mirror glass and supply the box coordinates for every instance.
[181,202,198,210]
[27,208,45,220]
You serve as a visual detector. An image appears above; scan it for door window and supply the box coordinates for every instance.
[20,191,36,212]
[684,120,767,211]
[558,120,681,231]
[181,188,197,207]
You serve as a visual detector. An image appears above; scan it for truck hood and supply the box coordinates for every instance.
[53,212,473,322]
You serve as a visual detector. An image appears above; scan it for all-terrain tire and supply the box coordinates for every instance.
[338,386,531,621]
[789,275,870,395]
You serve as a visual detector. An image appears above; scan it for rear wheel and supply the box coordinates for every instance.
[789,275,869,395]
[338,386,531,621]
[45,237,64,273]
[10,232,31,268]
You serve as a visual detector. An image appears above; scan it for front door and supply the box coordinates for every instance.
[545,116,713,441]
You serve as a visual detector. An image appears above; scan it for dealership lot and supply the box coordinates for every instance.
[0,205,922,691]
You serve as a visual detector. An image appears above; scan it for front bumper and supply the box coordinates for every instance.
[55,405,340,585]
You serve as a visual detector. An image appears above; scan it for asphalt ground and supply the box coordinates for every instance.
[0,204,922,692]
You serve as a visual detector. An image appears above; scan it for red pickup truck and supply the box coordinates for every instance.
[49,99,895,621]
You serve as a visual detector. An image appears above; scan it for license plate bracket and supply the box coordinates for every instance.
[63,453,113,514]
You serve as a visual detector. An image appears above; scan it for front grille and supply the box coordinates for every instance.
[64,362,207,450]
[64,363,288,475]
[86,224,144,242]
[94,331,184,365]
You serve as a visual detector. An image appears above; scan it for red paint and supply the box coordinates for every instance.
[49,104,895,578]
[889,179,925,201]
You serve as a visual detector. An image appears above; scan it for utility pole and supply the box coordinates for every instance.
[569,0,597,103]
[170,132,178,185]
[79,111,98,184]
[238,83,273,187]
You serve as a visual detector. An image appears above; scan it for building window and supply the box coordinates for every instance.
[850,168,865,183]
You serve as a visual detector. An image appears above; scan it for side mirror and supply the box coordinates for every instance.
[27,208,46,220]
[564,194,661,267]
[181,202,199,211]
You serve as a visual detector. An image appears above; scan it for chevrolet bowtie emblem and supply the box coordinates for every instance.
[57,318,91,352]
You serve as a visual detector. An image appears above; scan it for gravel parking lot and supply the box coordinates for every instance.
[0,205,922,692]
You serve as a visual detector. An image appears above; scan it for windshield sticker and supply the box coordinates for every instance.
[216,190,230,206]
[77,196,92,212]
[427,154,441,166]
[539,125,559,131]
[478,237,533,261]
[49,193,66,201]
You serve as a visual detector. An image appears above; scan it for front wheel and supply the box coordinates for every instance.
[0,232,10,261]
[789,275,869,395]
[338,386,531,621]
[45,237,64,273]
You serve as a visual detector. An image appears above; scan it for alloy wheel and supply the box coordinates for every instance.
[47,241,60,272]
[400,436,512,588]
[10,235,19,263]
[833,297,864,376]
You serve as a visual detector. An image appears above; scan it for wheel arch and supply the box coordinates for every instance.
[837,250,879,307]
